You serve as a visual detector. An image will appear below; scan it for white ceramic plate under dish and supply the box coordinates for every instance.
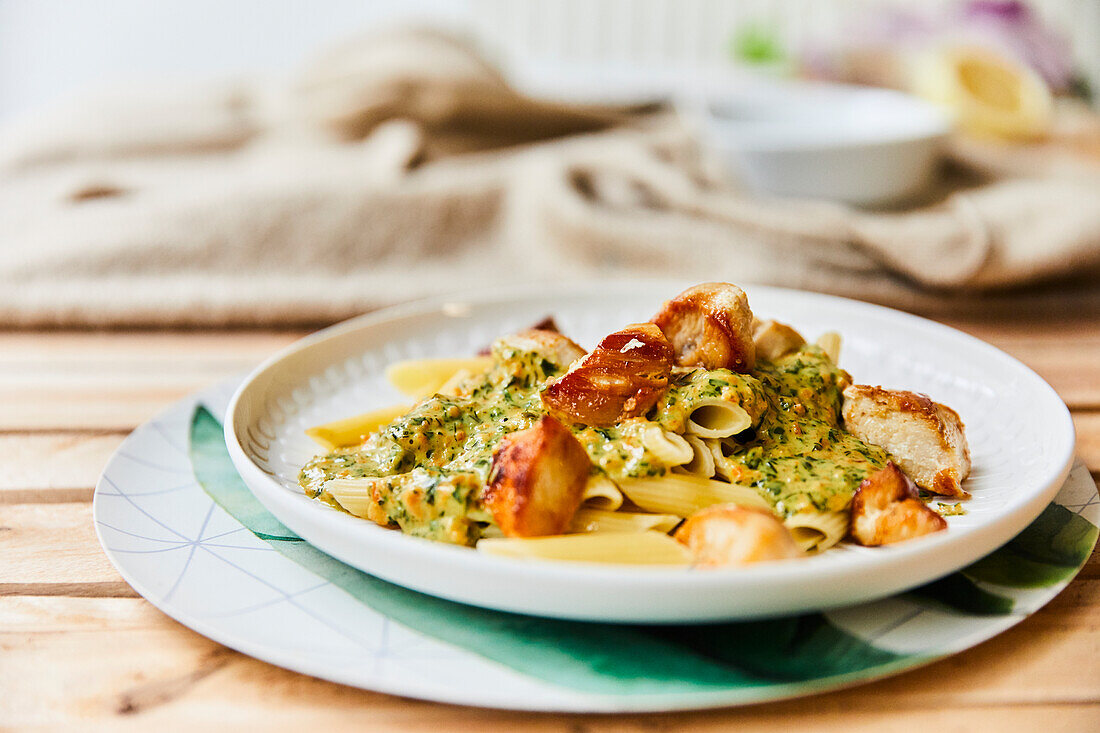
[225,281,1075,623]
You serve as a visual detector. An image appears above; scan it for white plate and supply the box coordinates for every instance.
[93,380,1099,711]
[225,281,1076,623]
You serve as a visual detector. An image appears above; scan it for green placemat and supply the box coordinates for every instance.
[191,406,1097,697]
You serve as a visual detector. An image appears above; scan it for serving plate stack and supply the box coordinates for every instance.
[95,282,1094,711]
[223,282,1075,622]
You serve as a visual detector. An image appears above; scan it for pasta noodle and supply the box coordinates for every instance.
[677,434,716,478]
[816,332,842,364]
[323,477,379,517]
[617,474,771,516]
[580,474,624,510]
[436,368,479,397]
[640,424,694,466]
[384,357,494,398]
[300,281,968,566]
[305,404,411,450]
[477,531,691,564]
[685,400,752,439]
[326,476,495,526]
[569,508,682,534]
[784,511,849,552]
[708,438,741,482]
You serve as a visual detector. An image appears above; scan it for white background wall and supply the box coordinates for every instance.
[2,0,1097,122]
[0,0,469,120]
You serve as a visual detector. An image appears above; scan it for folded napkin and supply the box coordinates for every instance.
[2,28,1099,326]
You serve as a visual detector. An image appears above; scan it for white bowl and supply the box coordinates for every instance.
[224,281,1074,623]
[694,82,950,206]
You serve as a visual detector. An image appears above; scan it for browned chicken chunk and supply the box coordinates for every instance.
[541,323,673,426]
[483,416,590,537]
[752,319,806,361]
[842,385,971,498]
[496,328,586,372]
[849,463,947,546]
[478,317,566,355]
[652,282,756,372]
[674,504,803,567]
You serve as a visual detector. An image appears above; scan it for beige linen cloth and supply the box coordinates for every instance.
[2,29,1100,327]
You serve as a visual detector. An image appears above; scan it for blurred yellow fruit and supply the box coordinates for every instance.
[911,46,1053,141]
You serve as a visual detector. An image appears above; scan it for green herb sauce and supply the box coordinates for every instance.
[300,339,889,545]
[714,347,888,517]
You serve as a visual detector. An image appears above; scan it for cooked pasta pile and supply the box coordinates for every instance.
[299,283,971,567]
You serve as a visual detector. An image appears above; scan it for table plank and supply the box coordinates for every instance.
[1,503,125,590]
[942,315,1100,408]
[0,331,304,430]
[942,312,1100,344]
[10,706,1091,733]
[1075,413,1100,474]
[0,433,126,502]
[0,330,308,359]
[2,586,1098,729]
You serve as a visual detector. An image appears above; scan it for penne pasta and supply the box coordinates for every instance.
[305,404,411,450]
[323,477,379,517]
[617,474,771,516]
[569,508,682,534]
[581,474,624,510]
[677,434,716,478]
[476,531,691,565]
[685,400,752,439]
[299,281,965,563]
[640,425,694,466]
[708,438,742,482]
[816,332,842,365]
[478,524,506,539]
[384,357,494,398]
[436,368,479,397]
[784,511,849,552]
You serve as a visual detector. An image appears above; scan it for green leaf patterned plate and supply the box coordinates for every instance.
[93,379,1098,712]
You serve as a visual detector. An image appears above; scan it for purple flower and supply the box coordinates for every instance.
[964,1,1032,22]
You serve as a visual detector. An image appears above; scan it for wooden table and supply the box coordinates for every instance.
[3,312,1099,730]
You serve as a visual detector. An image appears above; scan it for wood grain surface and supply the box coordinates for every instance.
[2,312,1098,730]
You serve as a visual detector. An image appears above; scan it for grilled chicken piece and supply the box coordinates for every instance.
[478,317,564,355]
[652,282,756,372]
[842,385,971,498]
[849,463,947,546]
[752,319,806,361]
[483,416,590,537]
[495,328,586,372]
[674,504,803,566]
[541,323,673,426]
